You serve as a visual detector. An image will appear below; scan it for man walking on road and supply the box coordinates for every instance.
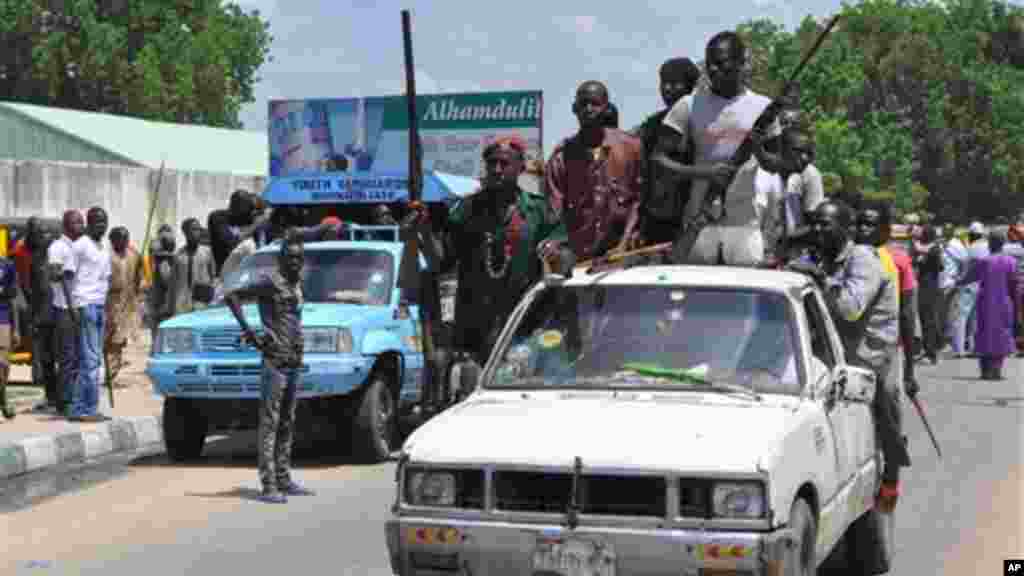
[940,224,968,355]
[224,229,314,504]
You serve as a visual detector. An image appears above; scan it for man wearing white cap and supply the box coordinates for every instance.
[958,222,990,356]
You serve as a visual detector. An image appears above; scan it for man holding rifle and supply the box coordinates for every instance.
[653,31,782,266]
[405,136,564,365]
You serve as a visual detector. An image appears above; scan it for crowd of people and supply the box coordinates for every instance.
[0,27,1020,515]
[1,209,138,422]
[911,220,1024,380]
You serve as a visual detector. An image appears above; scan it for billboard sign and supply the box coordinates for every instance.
[265,90,543,204]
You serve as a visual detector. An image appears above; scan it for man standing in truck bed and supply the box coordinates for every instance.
[407,136,564,365]
[653,31,781,266]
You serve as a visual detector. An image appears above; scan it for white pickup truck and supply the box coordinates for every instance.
[385,265,896,576]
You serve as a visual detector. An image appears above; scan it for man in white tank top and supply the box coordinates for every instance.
[656,31,784,266]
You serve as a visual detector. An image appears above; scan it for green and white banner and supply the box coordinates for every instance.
[266,91,542,204]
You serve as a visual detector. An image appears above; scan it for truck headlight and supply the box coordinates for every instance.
[157,328,194,354]
[304,328,353,353]
[405,470,456,507]
[712,482,766,518]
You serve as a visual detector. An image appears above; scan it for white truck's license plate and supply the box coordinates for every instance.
[441,295,454,323]
[530,538,616,576]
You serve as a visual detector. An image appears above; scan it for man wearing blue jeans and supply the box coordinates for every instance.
[225,229,315,503]
[68,207,112,422]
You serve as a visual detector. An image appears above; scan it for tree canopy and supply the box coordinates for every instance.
[0,0,272,129]
[737,0,1024,223]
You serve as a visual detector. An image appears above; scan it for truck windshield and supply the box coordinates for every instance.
[224,248,394,305]
[488,285,804,395]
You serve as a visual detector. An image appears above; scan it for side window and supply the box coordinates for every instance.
[803,292,837,370]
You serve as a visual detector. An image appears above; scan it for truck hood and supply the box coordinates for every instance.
[404,391,802,474]
[159,303,388,330]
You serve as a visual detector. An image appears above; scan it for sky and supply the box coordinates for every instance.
[235,0,847,154]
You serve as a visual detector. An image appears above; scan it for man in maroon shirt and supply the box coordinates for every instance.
[540,81,643,264]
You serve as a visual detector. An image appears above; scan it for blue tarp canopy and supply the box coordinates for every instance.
[262,170,479,206]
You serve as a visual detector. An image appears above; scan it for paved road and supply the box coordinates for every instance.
[3,356,1022,575]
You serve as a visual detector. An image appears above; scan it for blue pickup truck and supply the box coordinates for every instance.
[146,227,449,463]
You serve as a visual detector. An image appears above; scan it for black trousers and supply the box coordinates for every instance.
[55,309,80,414]
[899,289,918,384]
[855,349,910,484]
[33,321,59,408]
[917,282,942,358]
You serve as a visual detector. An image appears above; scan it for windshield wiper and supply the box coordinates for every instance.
[693,381,762,401]
[619,362,762,401]
[330,290,371,304]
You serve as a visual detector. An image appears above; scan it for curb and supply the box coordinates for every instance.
[9,387,45,414]
[0,415,163,481]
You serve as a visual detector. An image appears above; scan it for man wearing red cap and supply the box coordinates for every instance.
[541,81,643,264]
[407,135,563,364]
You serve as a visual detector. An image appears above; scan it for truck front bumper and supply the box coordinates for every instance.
[385,517,795,576]
[146,355,374,398]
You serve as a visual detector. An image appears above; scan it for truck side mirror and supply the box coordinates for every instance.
[449,359,481,402]
[840,365,876,405]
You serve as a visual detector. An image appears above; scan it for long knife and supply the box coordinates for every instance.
[910,395,942,458]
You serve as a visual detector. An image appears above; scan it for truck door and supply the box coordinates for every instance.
[803,289,861,553]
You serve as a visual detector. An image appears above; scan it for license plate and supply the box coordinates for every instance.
[441,295,455,323]
[530,537,616,576]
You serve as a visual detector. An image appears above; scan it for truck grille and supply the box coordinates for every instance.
[679,478,713,518]
[200,329,260,352]
[211,364,263,377]
[493,471,667,517]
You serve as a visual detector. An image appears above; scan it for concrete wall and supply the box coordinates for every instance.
[0,159,265,246]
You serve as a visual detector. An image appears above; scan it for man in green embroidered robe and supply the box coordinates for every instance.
[414,136,566,365]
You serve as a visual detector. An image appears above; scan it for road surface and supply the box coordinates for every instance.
[3,356,1022,575]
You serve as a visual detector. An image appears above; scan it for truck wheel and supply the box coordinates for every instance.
[845,506,895,575]
[353,373,396,463]
[163,398,206,462]
[785,498,817,576]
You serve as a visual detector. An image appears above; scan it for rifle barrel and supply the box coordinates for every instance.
[402,11,421,201]
[400,10,440,412]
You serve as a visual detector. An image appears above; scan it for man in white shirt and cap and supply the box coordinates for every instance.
[961,221,990,354]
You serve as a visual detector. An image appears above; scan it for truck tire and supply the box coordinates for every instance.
[353,373,396,463]
[785,498,817,576]
[845,506,895,575]
[163,398,206,462]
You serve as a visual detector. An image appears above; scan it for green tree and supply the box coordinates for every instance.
[0,0,271,128]
[736,0,1024,221]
